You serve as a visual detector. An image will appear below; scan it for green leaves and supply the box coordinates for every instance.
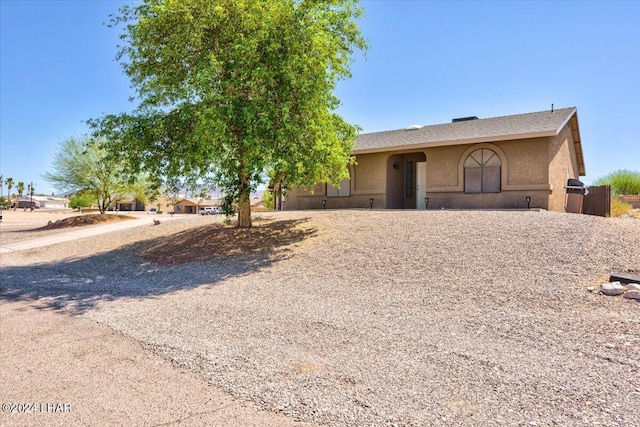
[594,169,640,195]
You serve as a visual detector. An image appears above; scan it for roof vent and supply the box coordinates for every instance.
[406,124,422,130]
[452,116,479,123]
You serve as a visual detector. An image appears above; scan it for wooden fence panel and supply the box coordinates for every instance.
[615,195,640,208]
[582,185,610,217]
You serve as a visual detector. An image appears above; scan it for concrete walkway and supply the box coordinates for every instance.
[0,215,184,254]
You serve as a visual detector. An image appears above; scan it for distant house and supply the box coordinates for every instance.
[115,198,146,212]
[172,198,219,214]
[17,195,69,209]
[286,107,585,212]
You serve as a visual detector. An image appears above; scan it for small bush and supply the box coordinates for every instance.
[262,190,274,210]
[610,198,633,217]
[70,193,95,209]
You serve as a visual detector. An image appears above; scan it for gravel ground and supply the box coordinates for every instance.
[0,210,147,245]
[2,210,639,426]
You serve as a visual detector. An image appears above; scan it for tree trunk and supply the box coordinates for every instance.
[237,193,251,228]
[272,173,284,211]
[274,181,282,211]
[237,168,252,228]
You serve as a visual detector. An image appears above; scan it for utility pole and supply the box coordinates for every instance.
[29,182,34,211]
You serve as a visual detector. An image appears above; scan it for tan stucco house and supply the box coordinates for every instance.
[172,197,219,214]
[286,107,585,212]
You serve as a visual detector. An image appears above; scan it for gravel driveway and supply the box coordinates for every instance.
[2,210,639,426]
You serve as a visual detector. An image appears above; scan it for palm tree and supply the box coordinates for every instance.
[5,177,14,208]
[16,181,24,210]
[27,183,35,211]
[16,181,24,198]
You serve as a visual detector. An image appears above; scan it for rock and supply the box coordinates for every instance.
[623,290,640,300]
[601,282,625,296]
[153,219,161,225]
[47,220,53,226]
[587,286,597,293]
[626,283,640,292]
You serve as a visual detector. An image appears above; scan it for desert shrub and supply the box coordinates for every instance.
[595,169,640,195]
[610,198,633,217]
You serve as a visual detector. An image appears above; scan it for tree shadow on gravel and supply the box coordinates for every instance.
[0,218,316,314]
[142,218,314,265]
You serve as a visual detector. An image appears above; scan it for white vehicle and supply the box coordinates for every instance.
[199,206,220,215]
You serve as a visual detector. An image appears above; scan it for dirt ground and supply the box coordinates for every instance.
[0,209,149,230]
[39,213,135,229]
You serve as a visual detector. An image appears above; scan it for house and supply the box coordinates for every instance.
[16,195,70,209]
[286,107,585,212]
[115,198,146,211]
[171,198,220,214]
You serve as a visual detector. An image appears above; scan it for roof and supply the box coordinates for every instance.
[28,195,70,202]
[354,107,585,175]
[176,198,219,205]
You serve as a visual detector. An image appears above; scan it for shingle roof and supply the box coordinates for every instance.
[354,107,578,153]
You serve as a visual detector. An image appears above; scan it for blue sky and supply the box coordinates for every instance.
[1,0,639,196]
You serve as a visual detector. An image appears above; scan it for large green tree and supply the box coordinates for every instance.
[43,135,151,214]
[89,0,367,227]
[594,169,640,195]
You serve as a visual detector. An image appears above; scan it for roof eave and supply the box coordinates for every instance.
[353,130,556,155]
[567,111,586,176]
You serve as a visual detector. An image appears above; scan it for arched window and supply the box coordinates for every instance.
[464,148,501,193]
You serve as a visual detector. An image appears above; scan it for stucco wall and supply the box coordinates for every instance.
[353,153,386,193]
[288,191,385,210]
[548,122,580,212]
[424,145,465,188]
[424,191,549,210]
[499,139,548,186]
[286,183,325,210]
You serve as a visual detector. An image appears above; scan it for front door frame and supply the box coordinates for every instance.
[416,161,427,209]
[385,152,427,209]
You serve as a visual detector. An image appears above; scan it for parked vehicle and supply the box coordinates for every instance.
[199,206,220,215]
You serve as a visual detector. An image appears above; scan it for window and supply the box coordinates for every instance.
[327,175,351,197]
[406,161,414,197]
[464,149,501,193]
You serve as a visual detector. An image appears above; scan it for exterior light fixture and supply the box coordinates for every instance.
[526,196,531,209]
[393,161,400,170]
[322,199,326,209]
[425,197,429,210]
[369,198,374,209]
